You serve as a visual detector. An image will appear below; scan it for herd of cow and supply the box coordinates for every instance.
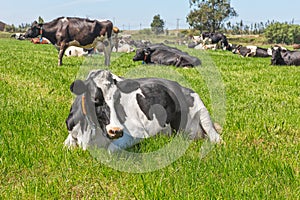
[189,32,300,66]
[10,16,299,152]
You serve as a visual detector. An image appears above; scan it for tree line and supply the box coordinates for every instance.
[149,0,300,45]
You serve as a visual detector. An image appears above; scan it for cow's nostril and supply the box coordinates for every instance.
[107,128,123,139]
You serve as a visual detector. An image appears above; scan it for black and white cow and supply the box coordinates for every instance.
[11,33,25,40]
[133,43,201,67]
[271,46,300,66]
[233,45,272,57]
[24,17,118,66]
[201,32,230,50]
[65,70,221,152]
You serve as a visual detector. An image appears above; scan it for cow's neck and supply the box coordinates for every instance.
[38,22,57,45]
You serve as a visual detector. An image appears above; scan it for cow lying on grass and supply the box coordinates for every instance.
[64,70,221,152]
[233,45,272,57]
[133,43,201,67]
[271,46,300,66]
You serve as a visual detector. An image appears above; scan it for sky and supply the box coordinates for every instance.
[1,0,300,30]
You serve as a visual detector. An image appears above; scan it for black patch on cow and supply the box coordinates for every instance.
[136,82,184,131]
[148,104,168,127]
[117,79,140,93]
[113,90,127,124]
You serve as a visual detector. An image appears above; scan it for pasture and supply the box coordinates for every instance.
[0,36,299,199]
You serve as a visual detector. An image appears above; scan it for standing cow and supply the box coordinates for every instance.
[24,17,117,66]
[65,70,221,152]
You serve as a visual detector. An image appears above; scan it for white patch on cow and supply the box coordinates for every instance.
[120,89,172,138]
[61,17,68,23]
[192,36,203,44]
[112,44,135,53]
[194,43,205,50]
[186,93,220,142]
[246,45,258,56]
[64,121,111,150]
[204,44,217,50]
[267,48,272,56]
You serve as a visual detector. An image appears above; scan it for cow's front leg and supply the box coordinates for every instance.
[58,43,67,66]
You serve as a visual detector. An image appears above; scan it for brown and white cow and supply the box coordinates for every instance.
[25,17,118,66]
[64,70,221,152]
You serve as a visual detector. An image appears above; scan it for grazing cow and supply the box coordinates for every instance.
[271,46,300,66]
[233,45,271,57]
[24,17,116,66]
[64,70,221,152]
[132,43,201,67]
[201,32,230,49]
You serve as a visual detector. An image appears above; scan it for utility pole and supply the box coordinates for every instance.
[176,18,180,36]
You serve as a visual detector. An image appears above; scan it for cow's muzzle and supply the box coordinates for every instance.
[107,127,123,139]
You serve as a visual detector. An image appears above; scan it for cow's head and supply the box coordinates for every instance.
[271,46,286,65]
[65,71,124,150]
[24,21,41,38]
[133,47,151,62]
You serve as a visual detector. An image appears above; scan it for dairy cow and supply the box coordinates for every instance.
[133,43,201,67]
[64,70,221,152]
[24,17,117,66]
[201,32,230,50]
[271,46,300,66]
[233,45,272,57]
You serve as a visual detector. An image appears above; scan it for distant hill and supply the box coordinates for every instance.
[0,21,6,31]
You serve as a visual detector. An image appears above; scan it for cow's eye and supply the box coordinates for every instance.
[94,97,102,106]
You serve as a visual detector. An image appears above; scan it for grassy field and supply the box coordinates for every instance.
[0,37,299,199]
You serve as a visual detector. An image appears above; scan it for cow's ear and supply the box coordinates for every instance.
[70,80,87,95]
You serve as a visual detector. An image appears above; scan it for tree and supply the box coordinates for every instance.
[187,0,237,32]
[264,22,300,44]
[38,16,44,24]
[150,14,165,35]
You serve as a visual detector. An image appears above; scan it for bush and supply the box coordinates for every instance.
[264,22,300,44]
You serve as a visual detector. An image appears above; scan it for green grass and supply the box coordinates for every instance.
[0,38,299,199]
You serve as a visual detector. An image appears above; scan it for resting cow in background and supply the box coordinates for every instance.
[271,46,300,66]
[11,33,25,40]
[133,43,201,67]
[201,32,230,50]
[24,17,117,66]
[233,45,272,57]
[64,70,221,152]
